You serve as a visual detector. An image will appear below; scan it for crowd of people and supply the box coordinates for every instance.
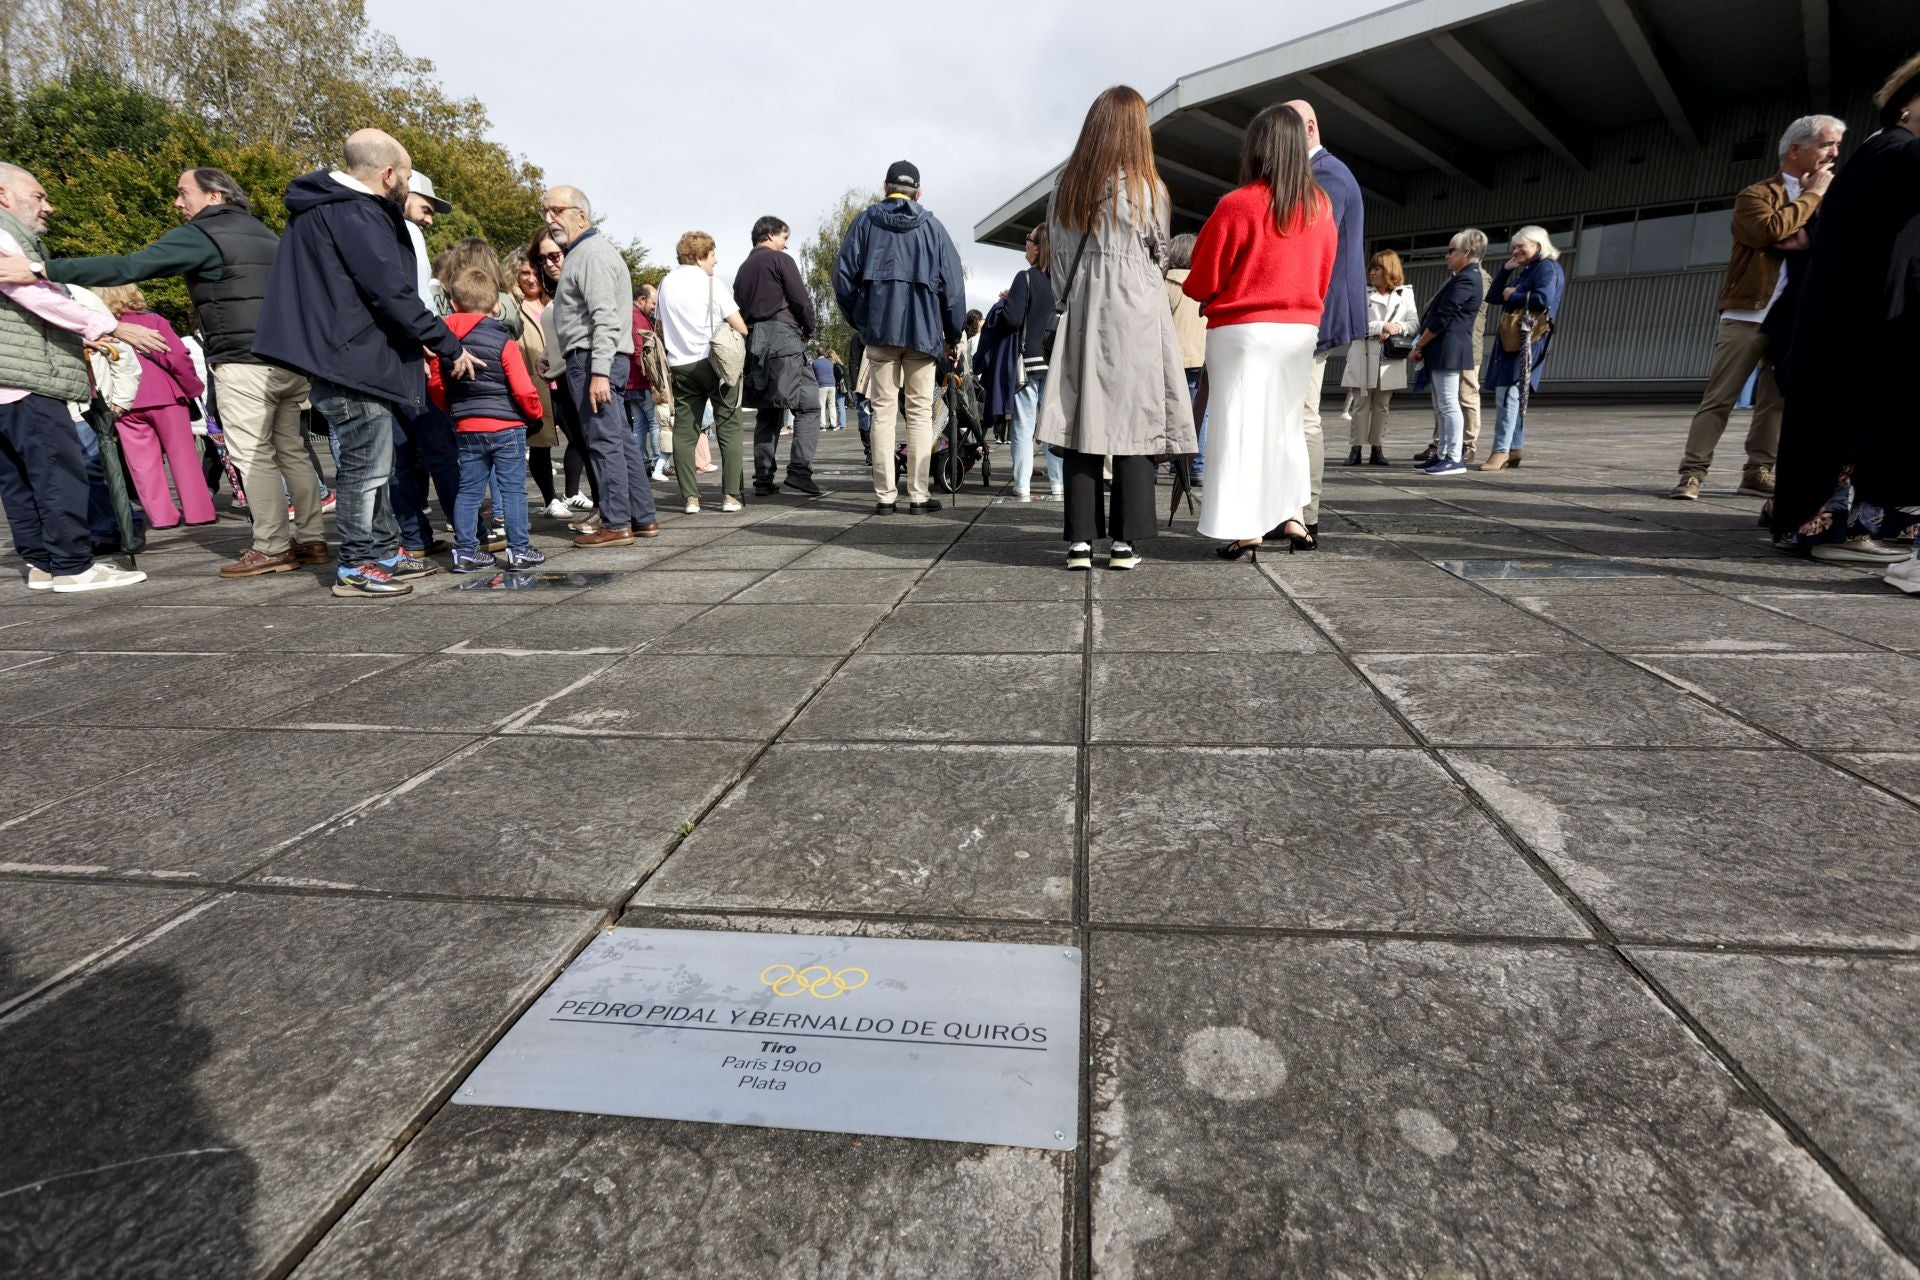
[1,53,1917,593]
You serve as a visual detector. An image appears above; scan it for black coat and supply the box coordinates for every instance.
[1417,268,1482,371]
[252,171,460,406]
[1775,125,1920,530]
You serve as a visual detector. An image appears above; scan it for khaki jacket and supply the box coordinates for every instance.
[1165,268,1207,369]
[1718,174,1821,312]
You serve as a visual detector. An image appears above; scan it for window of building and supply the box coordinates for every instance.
[1631,205,1694,273]
[1578,213,1635,277]
[1689,201,1734,267]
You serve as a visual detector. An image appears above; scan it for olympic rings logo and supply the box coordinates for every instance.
[759,963,870,1000]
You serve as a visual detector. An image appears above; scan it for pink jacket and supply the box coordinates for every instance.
[118,310,205,411]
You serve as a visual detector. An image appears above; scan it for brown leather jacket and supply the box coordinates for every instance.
[1717,173,1822,312]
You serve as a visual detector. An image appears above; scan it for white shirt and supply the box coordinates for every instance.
[1721,172,1801,326]
[657,263,740,368]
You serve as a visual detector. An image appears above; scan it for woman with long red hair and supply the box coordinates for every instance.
[1037,85,1196,571]
[1182,103,1337,561]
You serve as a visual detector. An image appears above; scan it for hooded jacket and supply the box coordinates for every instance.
[832,196,966,358]
[252,170,461,406]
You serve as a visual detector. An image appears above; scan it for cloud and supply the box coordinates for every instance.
[365,0,1395,314]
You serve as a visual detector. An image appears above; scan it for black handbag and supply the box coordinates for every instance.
[1381,333,1417,360]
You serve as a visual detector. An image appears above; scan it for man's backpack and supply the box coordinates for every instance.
[641,329,673,407]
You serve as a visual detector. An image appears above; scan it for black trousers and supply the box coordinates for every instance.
[0,393,95,574]
[1062,450,1156,544]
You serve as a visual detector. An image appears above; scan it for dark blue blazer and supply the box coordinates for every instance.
[1418,268,1482,371]
[1312,149,1367,353]
[253,171,460,406]
[1484,257,1566,390]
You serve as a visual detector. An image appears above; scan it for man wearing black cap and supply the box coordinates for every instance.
[832,160,966,514]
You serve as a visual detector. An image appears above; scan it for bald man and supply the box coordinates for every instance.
[255,129,483,597]
[1278,100,1366,548]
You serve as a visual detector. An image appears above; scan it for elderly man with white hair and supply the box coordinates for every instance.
[543,183,657,546]
[1669,113,1846,502]
[0,161,170,592]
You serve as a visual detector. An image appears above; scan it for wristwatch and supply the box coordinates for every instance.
[26,260,47,279]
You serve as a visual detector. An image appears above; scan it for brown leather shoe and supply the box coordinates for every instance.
[291,541,332,565]
[574,526,636,547]
[219,547,297,578]
[633,522,660,539]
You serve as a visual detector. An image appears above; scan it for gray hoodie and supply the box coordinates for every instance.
[551,229,634,376]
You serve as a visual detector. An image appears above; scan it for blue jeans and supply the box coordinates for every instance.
[454,427,529,555]
[566,351,656,528]
[392,402,460,550]
[625,394,660,471]
[1010,370,1063,496]
[312,378,400,566]
[1185,368,1209,479]
[1429,370,1464,462]
[1490,384,1526,453]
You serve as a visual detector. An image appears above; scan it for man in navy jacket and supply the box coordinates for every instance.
[1282,101,1366,546]
[254,129,479,597]
[833,161,967,515]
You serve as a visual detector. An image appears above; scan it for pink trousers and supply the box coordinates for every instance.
[118,403,215,527]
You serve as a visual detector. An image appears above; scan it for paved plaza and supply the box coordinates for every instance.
[1,406,1916,1278]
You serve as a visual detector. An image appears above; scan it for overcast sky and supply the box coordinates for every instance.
[366,0,1399,313]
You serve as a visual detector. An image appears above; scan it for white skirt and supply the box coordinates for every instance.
[1197,322,1319,540]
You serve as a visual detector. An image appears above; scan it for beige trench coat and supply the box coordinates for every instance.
[1036,178,1197,459]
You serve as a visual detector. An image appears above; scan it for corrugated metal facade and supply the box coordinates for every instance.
[1356,97,1876,388]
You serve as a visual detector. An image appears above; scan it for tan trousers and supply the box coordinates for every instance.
[1300,349,1329,524]
[213,361,322,554]
[1679,319,1780,480]
[1460,366,1482,449]
[1347,389,1394,448]
[864,345,935,504]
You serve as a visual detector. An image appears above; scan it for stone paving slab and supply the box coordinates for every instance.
[1835,752,1920,805]
[1089,933,1913,1278]
[1091,654,1412,746]
[1633,949,1920,1256]
[1297,594,1594,653]
[788,654,1083,744]
[47,652,415,728]
[0,726,217,821]
[519,653,840,739]
[867,602,1087,654]
[0,881,207,1007]
[1629,653,1920,750]
[641,743,1077,919]
[0,893,597,1280]
[255,736,759,904]
[649,603,889,655]
[1093,598,1328,653]
[1515,592,1861,652]
[1087,747,1586,936]
[274,652,618,733]
[1451,750,1920,947]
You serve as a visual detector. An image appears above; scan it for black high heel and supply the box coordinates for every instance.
[1216,540,1261,563]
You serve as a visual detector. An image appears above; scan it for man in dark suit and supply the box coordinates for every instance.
[1280,100,1365,547]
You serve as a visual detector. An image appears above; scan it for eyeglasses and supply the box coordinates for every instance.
[541,204,582,217]
[539,250,564,262]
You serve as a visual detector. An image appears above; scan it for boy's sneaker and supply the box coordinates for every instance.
[504,547,547,571]
[378,552,439,580]
[332,563,412,597]
[451,548,498,574]
[50,563,147,593]
[320,492,337,514]
[481,532,509,553]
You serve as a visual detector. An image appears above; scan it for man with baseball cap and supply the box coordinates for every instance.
[832,159,966,514]
[391,168,462,556]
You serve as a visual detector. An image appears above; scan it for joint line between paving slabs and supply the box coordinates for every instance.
[1071,528,1095,1280]
[263,913,613,1280]
[1284,572,1917,1262]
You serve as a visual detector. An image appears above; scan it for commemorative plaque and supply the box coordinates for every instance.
[456,928,1082,1150]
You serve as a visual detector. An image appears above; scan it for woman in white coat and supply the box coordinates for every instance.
[1340,249,1417,466]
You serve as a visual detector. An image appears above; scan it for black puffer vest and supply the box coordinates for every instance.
[187,204,280,367]
[437,318,519,422]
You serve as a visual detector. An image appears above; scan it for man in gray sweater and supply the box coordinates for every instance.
[545,184,657,545]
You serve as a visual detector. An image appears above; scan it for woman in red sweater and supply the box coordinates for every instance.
[1182,104,1337,560]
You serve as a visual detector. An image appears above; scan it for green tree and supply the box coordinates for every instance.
[799,187,876,360]
[611,235,667,294]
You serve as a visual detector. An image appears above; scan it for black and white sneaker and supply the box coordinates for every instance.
[1107,542,1141,570]
[1066,542,1093,571]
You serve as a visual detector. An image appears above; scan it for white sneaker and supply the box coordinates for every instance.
[565,492,593,511]
[721,497,743,513]
[51,563,147,593]
[684,499,701,515]
[1883,555,1920,594]
[25,567,53,590]
[542,499,573,519]
[650,461,669,481]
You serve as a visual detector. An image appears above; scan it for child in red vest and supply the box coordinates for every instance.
[428,270,546,572]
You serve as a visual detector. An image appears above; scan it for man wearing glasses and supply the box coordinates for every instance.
[543,185,658,545]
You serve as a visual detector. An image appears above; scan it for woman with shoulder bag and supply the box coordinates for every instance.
[655,231,749,514]
[1409,230,1490,475]
[1000,223,1062,501]
[1040,85,1198,570]
[1483,225,1565,469]
[1340,249,1418,466]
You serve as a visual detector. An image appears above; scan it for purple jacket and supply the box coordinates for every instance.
[119,310,205,411]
